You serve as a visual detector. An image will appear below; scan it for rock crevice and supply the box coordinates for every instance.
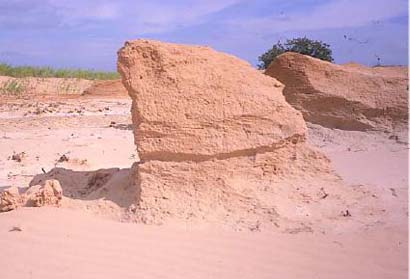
[138,134,304,162]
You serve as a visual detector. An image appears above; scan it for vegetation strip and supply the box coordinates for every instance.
[0,63,119,80]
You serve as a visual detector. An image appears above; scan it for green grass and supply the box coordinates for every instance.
[0,63,120,80]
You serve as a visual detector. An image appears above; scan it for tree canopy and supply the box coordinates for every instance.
[258,37,334,69]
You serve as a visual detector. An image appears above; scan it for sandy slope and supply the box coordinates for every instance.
[0,95,408,278]
[0,208,407,279]
[308,123,408,228]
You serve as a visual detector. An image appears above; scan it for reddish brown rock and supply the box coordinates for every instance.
[265,52,408,131]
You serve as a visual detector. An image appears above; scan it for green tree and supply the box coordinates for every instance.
[258,37,334,69]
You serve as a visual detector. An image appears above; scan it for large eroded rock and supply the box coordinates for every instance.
[118,40,381,231]
[265,52,408,131]
[118,40,306,161]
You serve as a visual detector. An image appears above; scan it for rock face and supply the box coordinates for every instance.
[118,40,379,231]
[118,40,306,160]
[265,52,408,131]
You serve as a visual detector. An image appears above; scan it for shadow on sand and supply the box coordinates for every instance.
[30,167,140,208]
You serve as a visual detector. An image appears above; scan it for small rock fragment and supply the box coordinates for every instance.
[0,186,23,212]
[57,154,69,163]
[25,180,63,207]
[10,152,25,162]
[342,210,351,217]
[9,226,23,232]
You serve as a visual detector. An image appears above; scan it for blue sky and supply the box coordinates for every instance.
[0,0,408,70]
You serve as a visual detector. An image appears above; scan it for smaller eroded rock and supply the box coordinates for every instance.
[0,186,23,212]
[25,180,63,207]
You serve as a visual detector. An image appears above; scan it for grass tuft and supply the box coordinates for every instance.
[0,63,120,80]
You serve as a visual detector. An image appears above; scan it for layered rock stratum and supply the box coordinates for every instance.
[265,52,408,131]
[118,40,380,231]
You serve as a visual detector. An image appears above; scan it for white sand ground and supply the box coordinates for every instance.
[0,97,135,188]
[0,96,408,278]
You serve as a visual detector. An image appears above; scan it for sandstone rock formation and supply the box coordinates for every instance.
[118,40,306,160]
[0,180,63,212]
[118,40,380,231]
[265,52,408,131]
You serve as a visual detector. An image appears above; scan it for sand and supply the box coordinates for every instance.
[0,207,407,279]
[0,93,408,278]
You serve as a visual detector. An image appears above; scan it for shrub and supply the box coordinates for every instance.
[258,37,334,69]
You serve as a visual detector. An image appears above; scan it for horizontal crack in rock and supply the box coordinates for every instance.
[140,134,305,162]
